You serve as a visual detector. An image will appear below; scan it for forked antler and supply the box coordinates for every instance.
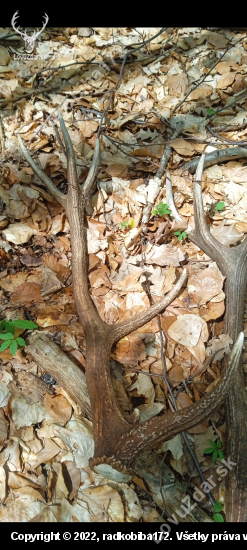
[188,155,247,522]
[17,118,243,489]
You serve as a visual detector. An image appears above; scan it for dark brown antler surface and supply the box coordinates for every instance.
[18,117,242,494]
[189,154,247,522]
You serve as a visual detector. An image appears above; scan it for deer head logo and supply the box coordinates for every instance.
[11,11,49,54]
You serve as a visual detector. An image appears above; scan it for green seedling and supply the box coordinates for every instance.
[203,438,224,462]
[120,219,134,229]
[207,108,217,116]
[213,501,224,522]
[0,319,38,356]
[174,231,188,242]
[152,202,171,217]
[214,201,225,211]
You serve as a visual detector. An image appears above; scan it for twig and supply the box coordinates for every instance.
[206,124,247,146]
[207,89,247,121]
[143,273,215,507]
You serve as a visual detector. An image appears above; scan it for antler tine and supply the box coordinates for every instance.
[189,154,229,265]
[111,268,187,344]
[166,171,185,223]
[81,137,101,200]
[58,110,78,192]
[17,135,67,207]
[114,331,244,468]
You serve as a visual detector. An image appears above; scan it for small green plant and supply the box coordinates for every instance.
[203,438,224,462]
[174,230,188,242]
[0,319,38,356]
[152,202,171,217]
[213,501,224,522]
[214,201,225,211]
[120,219,134,229]
[207,108,217,116]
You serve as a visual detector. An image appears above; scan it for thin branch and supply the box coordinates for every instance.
[207,89,247,121]
[206,124,247,146]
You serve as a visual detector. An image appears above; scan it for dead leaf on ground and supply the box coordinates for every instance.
[168,314,208,347]
[188,264,225,305]
[44,393,72,424]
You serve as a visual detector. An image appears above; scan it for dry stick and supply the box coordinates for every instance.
[206,124,247,146]
[114,28,167,94]
[18,112,243,489]
[0,82,63,109]
[188,153,247,522]
[143,274,215,508]
[207,89,247,122]
[213,121,247,133]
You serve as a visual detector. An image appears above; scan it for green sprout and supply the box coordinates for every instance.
[214,201,225,211]
[206,108,217,116]
[0,319,38,356]
[174,231,188,242]
[203,438,224,462]
[213,501,224,522]
[120,219,134,230]
[152,202,171,217]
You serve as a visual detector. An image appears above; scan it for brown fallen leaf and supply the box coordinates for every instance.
[171,139,195,157]
[211,220,243,246]
[11,282,43,304]
[216,72,236,89]
[188,84,212,100]
[36,306,72,328]
[200,300,225,321]
[42,254,70,283]
[177,392,207,433]
[207,333,233,361]
[145,243,185,267]
[168,365,184,387]
[168,314,208,347]
[41,267,64,297]
[44,393,72,424]
[115,335,146,365]
[20,255,43,267]
[188,264,225,305]
[166,73,188,97]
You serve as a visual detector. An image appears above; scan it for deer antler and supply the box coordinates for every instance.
[11,11,27,39]
[18,116,243,489]
[177,154,247,522]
